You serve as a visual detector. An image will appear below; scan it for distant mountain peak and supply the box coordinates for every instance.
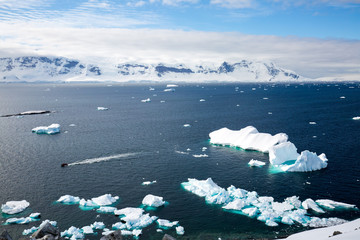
[0,56,303,83]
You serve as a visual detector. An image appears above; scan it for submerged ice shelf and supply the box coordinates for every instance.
[181,178,357,228]
[209,126,327,172]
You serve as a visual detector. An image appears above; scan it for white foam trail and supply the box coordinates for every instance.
[68,153,139,166]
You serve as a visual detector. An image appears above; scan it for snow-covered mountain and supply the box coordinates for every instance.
[0,56,304,83]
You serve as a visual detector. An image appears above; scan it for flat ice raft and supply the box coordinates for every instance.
[32,124,60,135]
[1,200,30,214]
[182,178,357,228]
[209,126,327,172]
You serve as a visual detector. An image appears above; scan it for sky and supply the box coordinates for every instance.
[0,0,359,79]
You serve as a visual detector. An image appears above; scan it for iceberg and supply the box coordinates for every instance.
[1,200,30,214]
[81,226,94,234]
[353,116,360,120]
[199,99,206,102]
[91,221,105,230]
[56,195,80,204]
[166,84,178,88]
[22,220,57,235]
[61,226,84,239]
[97,107,108,111]
[281,151,328,172]
[141,98,151,102]
[114,207,157,230]
[209,126,288,153]
[164,88,175,92]
[182,178,356,228]
[193,154,208,158]
[248,159,266,167]
[156,219,179,228]
[91,194,119,206]
[183,124,191,127]
[268,142,299,165]
[5,214,40,225]
[32,124,60,135]
[97,206,117,214]
[142,194,166,207]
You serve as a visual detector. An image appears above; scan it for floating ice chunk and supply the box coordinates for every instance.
[149,87,155,91]
[29,212,41,218]
[141,98,151,102]
[102,228,114,236]
[205,188,230,205]
[281,215,294,225]
[1,200,30,214]
[242,207,258,217]
[209,126,288,153]
[269,142,299,165]
[176,226,185,235]
[82,226,94,234]
[223,199,247,211]
[302,199,325,213]
[181,178,224,198]
[32,124,60,135]
[164,88,175,92]
[61,226,84,239]
[112,222,126,230]
[142,194,166,207]
[315,199,356,210]
[122,213,157,230]
[265,219,278,227]
[227,185,248,199]
[22,226,38,235]
[183,124,191,127]
[340,96,346,99]
[202,147,207,151]
[79,198,98,208]
[156,229,163,233]
[56,195,80,204]
[69,124,76,127]
[352,116,360,120]
[193,154,208,158]
[272,201,294,213]
[309,122,317,125]
[142,180,157,185]
[97,206,117,213]
[91,221,105,229]
[199,99,206,102]
[5,216,39,225]
[248,159,266,167]
[91,194,119,206]
[157,219,179,228]
[97,107,108,111]
[114,207,144,218]
[282,151,328,172]
[132,229,142,237]
[166,84,178,88]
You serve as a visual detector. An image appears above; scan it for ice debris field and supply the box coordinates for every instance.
[209,126,328,172]
[181,178,357,228]
[1,193,184,239]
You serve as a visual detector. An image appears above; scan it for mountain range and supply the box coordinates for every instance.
[0,56,304,83]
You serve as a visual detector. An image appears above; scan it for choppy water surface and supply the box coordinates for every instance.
[0,83,360,239]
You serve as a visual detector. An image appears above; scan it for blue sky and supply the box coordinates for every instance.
[0,0,359,79]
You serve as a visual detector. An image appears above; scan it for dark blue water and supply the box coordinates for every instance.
[0,83,359,239]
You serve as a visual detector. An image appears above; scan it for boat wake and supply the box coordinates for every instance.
[67,152,139,166]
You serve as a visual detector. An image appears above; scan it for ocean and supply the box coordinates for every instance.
[0,82,359,239]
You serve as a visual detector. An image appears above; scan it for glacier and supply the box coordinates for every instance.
[181,178,356,228]
[209,126,328,172]
[32,124,60,135]
[1,200,30,214]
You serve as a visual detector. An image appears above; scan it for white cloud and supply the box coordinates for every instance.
[161,0,199,6]
[210,0,255,9]
[0,23,359,79]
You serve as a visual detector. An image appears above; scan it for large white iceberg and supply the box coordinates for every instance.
[1,200,30,214]
[32,124,60,135]
[182,178,356,228]
[142,194,166,207]
[209,126,288,152]
[210,126,328,172]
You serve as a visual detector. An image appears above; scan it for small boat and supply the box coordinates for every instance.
[61,163,68,167]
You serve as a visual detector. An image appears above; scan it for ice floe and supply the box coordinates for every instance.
[183,124,191,127]
[164,88,175,92]
[209,126,328,172]
[193,154,208,158]
[97,206,117,214]
[97,107,108,111]
[1,200,30,214]
[5,212,41,225]
[61,226,84,239]
[353,116,360,120]
[156,219,179,228]
[113,207,157,230]
[199,99,206,102]
[176,226,185,235]
[166,84,178,88]
[181,178,356,228]
[142,180,157,185]
[248,159,266,167]
[142,194,166,207]
[32,124,60,135]
[141,98,151,103]
[209,126,288,153]
[56,195,80,204]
